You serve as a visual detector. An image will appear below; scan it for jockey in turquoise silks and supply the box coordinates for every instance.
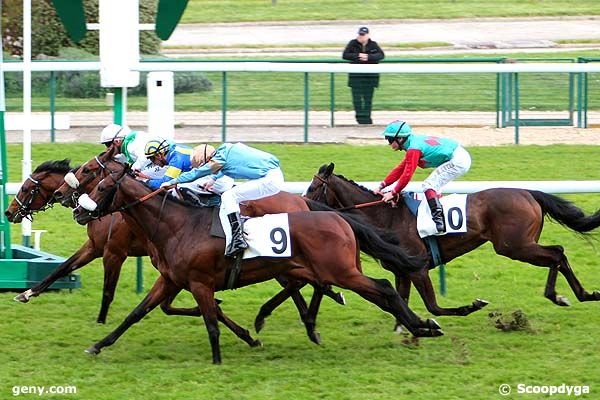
[373,120,472,234]
[161,142,284,257]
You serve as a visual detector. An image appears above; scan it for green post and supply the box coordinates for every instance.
[221,72,227,142]
[304,72,309,143]
[50,71,56,143]
[495,73,500,128]
[330,73,335,127]
[113,87,123,124]
[514,73,519,145]
[439,264,447,296]
[568,72,574,125]
[0,115,11,258]
[136,257,143,294]
[583,72,588,128]
[577,72,583,128]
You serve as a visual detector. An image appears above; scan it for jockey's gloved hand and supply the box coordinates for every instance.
[160,181,175,189]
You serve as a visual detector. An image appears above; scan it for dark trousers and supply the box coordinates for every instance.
[350,84,375,124]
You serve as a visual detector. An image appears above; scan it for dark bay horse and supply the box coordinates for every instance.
[8,159,342,345]
[306,163,600,316]
[72,159,442,363]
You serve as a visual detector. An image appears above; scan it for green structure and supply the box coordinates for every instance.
[0,21,80,290]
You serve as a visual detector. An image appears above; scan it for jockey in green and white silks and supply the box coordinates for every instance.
[99,124,171,179]
[162,142,284,257]
[374,120,471,234]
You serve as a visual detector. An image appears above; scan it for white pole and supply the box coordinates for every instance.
[21,0,32,245]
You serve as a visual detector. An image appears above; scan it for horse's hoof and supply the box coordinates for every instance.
[425,318,441,330]
[592,290,600,300]
[254,318,265,333]
[96,319,106,324]
[474,299,489,308]
[556,295,571,306]
[250,339,263,348]
[14,289,34,303]
[414,327,444,337]
[309,331,321,345]
[394,324,404,334]
[336,292,346,306]
[84,346,100,355]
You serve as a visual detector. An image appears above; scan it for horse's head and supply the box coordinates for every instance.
[5,160,73,223]
[305,163,341,207]
[72,159,131,225]
[54,145,119,208]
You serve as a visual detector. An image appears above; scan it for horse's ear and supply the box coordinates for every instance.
[324,163,335,177]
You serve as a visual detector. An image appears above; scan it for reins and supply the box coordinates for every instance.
[312,174,386,212]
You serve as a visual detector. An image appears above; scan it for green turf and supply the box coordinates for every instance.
[1,143,600,399]
[181,0,600,23]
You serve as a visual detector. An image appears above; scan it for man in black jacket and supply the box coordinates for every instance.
[342,27,385,125]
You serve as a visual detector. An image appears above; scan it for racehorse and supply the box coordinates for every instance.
[8,159,343,345]
[72,158,442,363]
[306,163,600,316]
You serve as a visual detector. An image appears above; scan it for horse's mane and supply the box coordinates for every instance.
[317,165,375,196]
[33,159,75,175]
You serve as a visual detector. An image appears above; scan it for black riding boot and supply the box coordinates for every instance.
[225,212,249,257]
[427,197,446,234]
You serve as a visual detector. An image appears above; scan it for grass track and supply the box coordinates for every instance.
[1,143,600,399]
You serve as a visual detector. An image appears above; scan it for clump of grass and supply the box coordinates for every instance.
[489,309,534,332]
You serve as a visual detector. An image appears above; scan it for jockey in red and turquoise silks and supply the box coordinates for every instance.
[373,120,472,234]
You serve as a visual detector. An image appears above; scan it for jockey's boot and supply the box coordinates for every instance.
[427,197,446,234]
[225,212,249,257]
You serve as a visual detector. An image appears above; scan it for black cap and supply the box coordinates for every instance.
[358,27,369,35]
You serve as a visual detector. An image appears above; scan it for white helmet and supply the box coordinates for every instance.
[99,124,131,144]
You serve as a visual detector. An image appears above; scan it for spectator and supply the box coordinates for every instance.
[342,26,385,125]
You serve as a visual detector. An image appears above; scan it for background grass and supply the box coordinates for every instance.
[1,143,600,399]
[181,0,600,23]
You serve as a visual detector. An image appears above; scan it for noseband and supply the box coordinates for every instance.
[14,176,54,219]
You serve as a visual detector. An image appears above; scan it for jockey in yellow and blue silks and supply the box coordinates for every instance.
[373,120,472,234]
[143,139,193,190]
[161,142,284,257]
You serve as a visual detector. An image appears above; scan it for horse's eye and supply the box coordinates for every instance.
[21,187,27,192]
[82,167,89,173]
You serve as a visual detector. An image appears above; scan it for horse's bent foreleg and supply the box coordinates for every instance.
[85,275,176,355]
[410,269,488,316]
[15,240,99,303]
[303,287,324,345]
[557,254,600,302]
[254,283,304,333]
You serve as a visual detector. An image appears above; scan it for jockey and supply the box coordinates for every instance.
[99,124,169,179]
[373,120,472,234]
[143,139,193,190]
[161,142,283,257]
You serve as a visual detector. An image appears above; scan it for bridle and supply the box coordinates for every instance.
[13,175,54,220]
[310,174,385,212]
[310,174,344,208]
[67,155,114,205]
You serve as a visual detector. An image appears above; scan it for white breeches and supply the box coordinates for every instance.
[178,175,235,195]
[422,146,471,193]
[219,168,284,242]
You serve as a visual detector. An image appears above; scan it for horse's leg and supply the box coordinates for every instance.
[303,287,324,345]
[332,271,443,337]
[159,290,262,347]
[189,281,222,364]
[409,269,488,316]
[498,242,600,305]
[392,269,412,332]
[85,275,176,355]
[15,240,99,303]
[96,250,126,324]
[254,282,305,333]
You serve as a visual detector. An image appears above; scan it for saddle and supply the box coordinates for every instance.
[178,188,226,238]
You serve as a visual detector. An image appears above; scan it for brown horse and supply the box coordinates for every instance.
[306,163,600,317]
[9,160,344,345]
[72,158,442,363]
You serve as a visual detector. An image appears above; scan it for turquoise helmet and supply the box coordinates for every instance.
[382,120,412,141]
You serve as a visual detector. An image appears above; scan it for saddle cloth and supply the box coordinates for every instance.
[414,193,468,238]
[210,211,292,259]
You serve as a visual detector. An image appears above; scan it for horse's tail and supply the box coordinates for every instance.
[529,190,600,233]
[304,199,423,272]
